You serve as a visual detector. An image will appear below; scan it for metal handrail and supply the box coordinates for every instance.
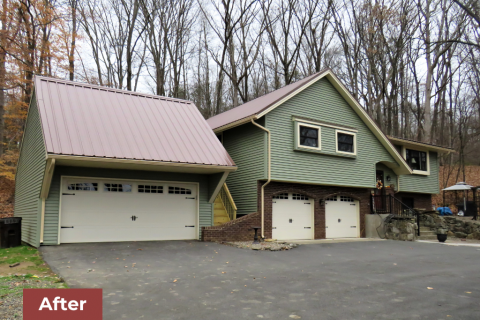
[219,184,237,221]
[371,194,420,236]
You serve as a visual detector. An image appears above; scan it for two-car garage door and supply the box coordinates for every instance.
[59,178,197,243]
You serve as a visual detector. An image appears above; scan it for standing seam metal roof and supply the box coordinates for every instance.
[34,76,236,167]
[206,70,327,130]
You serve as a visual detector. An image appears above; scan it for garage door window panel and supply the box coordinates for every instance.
[67,182,98,191]
[292,194,309,200]
[104,183,132,192]
[169,186,192,195]
[138,185,163,193]
[273,193,289,200]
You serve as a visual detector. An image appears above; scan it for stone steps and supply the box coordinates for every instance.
[420,227,433,232]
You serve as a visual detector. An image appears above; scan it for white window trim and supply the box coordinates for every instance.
[335,129,357,155]
[401,146,430,175]
[297,122,321,151]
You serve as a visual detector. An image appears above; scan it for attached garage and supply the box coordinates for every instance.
[272,193,313,240]
[59,178,198,243]
[325,195,359,238]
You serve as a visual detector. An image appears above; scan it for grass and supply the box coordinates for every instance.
[0,245,52,274]
[0,245,68,319]
[0,244,68,297]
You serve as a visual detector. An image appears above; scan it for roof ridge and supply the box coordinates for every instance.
[35,75,193,105]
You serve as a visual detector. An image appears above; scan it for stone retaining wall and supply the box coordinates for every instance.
[384,218,417,241]
[420,214,480,239]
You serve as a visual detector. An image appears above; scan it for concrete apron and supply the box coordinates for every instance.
[282,238,385,245]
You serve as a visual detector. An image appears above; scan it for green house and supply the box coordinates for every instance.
[207,69,453,240]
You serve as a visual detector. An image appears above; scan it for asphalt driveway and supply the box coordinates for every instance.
[40,240,480,320]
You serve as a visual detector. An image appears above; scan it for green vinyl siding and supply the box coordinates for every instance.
[14,93,46,247]
[43,166,214,245]
[376,163,397,190]
[399,151,439,194]
[222,122,266,215]
[265,78,397,187]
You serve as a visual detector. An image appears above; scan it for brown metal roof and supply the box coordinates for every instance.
[387,136,455,153]
[34,76,236,167]
[207,70,328,130]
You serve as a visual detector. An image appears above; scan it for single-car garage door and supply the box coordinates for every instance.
[59,178,197,243]
[272,193,313,240]
[325,195,359,238]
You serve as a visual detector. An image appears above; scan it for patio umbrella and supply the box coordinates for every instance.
[442,182,474,215]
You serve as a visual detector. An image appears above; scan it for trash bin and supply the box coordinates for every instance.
[0,217,22,248]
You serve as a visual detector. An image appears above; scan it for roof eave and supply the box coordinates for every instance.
[47,154,237,174]
[387,136,455,154]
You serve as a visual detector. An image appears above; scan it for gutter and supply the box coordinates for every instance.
[250,119,271,239]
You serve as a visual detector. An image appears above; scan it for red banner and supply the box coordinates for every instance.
[23,288,102,320]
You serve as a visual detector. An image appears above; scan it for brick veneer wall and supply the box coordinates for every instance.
[395,192,433,211]
[202,212,261,242]
[258,181,372,239]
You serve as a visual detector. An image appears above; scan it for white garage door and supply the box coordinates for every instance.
[325,195,359,238]
[60,178,197,243]
[272,193,313,240]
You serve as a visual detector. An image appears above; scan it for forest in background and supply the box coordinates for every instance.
[0,0,479,215]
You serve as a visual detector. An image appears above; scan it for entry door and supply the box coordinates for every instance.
[325,195,359,238]
[60,178,197,243]
[272,193,313,240]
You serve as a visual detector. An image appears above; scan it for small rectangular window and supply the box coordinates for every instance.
[406,149,427,171]
[67,182,98,191]
[337,132,355,153]
[168,186,192,194]
[138,185,163,194]
[299,125,319,148]
[104,183,132,192]
[273,193,289,199]
[292,194,308,200]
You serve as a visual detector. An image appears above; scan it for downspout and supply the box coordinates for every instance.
[251,119,271,239]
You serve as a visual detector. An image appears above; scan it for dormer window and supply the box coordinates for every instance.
[406,149,427,171]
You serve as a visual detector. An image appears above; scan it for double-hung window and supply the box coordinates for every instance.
[405,149,428,172]
[336,130,356,155]
[298,123,321,150]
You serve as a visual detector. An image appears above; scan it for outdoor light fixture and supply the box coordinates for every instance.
[386,175,391,182]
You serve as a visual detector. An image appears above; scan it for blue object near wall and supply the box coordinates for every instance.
[437,207,453,216]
